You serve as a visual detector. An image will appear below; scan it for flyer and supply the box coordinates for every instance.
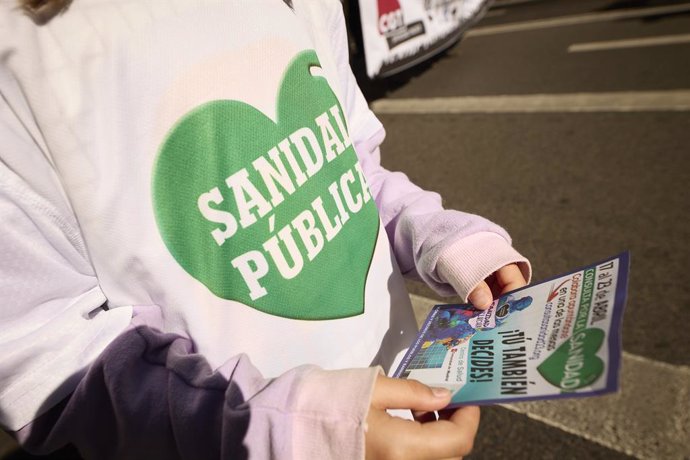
[394,252,630,406]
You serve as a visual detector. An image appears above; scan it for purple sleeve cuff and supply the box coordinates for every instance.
[291,367,379,459]
[13,306,379,460]
[437,232,532,301]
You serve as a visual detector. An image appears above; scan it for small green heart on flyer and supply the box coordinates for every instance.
[537,328,605,391]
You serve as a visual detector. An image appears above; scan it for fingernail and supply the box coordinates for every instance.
[431,387,451,398]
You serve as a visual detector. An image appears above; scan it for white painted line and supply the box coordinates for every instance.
[466,3,690,37]
[408,294,690,460]
[371,90,690,114]
[501,352,690,460]
[492,0,543,7]
[569,33,690,52]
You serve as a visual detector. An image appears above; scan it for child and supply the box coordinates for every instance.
[0,0,530,458]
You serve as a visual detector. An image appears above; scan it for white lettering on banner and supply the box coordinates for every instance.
[289,127,324,178]
[311,195,342,241]
[263,225,304,280]
[197,104,375,298]
[340,170,362,213]
[224,168,273,229]
[315,112,345,161]
[252,147,296,208]
[354,163,372,204]
[277,138,308,187]
[229,162,372,299]
[329,106,352,149]
[197,187,239,246]
[231,251,270,300]
[197,104,351,243]
[291,208,325,261]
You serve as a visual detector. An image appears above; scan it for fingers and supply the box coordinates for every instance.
[469,264,528,309]
[467,281,493,310]
[408,406,480,459]
[412,410,438,423]
[371,375,452,412]
[366,388,480,460]
[495,264,527,294]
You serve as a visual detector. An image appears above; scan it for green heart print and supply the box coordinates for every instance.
[537,328,605,391]
[152,50,379,320]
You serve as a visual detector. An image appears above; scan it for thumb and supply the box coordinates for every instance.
[371,375,452,411]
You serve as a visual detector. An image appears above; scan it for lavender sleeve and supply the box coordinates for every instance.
[13,306,379,459]
[354,130,531,299]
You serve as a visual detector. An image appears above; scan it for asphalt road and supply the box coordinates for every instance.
[354,0,690,458]
[361,0,690,366]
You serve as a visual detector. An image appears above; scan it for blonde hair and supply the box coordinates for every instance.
[19,0,294,25]
[18,0,72,25]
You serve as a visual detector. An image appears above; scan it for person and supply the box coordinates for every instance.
[0,0,531,458]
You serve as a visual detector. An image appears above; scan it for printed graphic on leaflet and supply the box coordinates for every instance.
[394,252,630,405]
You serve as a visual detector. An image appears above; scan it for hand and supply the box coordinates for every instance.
[365,375,480,460]
[468,263,527,310]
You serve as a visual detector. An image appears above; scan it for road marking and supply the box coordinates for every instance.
[568,33,690,52]
[409,294,690,460]
[501,352,690,460]
[466,3,690,37]
[370,90,690,114]
[492,0,543,7]
[483,8,507,19]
